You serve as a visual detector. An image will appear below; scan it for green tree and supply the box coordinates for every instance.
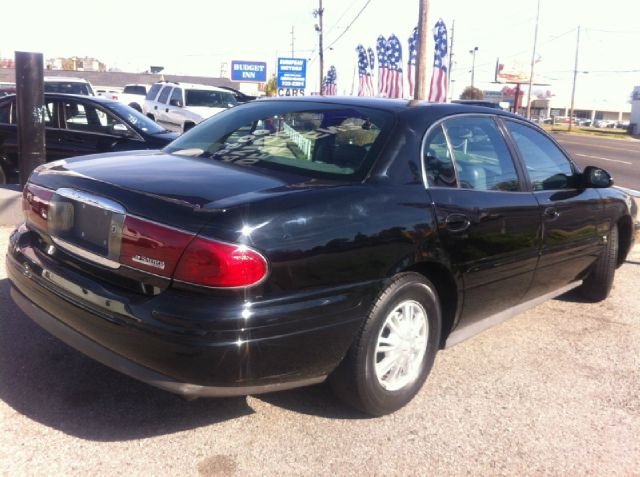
[265,76,277,97]
[460,86,484,100]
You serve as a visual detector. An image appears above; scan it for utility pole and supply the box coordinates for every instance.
[568,25,581,132]
[314,1,324,95]
[469,46,478,87]
[447,19,455,101]
[414,0,430,99]
[526,0,541,119]
[290,26,295,57]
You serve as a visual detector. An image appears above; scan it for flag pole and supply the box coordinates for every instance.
[525,0,541,119]
[415,0,430,100]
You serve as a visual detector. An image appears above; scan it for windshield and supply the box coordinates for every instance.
[165,102,392,181]
[108,101,166,134]
[45,81,94,96]
[185,90,237,108]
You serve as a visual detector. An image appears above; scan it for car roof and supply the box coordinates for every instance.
[153,81,230,92]
[0,92,116,105]
[254,95,522,119]
[43,76,91,84]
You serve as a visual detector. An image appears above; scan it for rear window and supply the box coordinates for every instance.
[44,81,93,96]
[165,103,392,180]
[123,85,147,95]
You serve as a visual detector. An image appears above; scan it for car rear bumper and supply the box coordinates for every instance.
[7,227,372,397]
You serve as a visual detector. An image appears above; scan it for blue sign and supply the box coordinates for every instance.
[231,61,267,82]
[277,58,307,89]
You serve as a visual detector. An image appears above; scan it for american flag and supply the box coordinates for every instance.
[386,34,403,98]
[356,44,374,96]
[428,18,448,103]
[407,27,418,97]
[376,35,389,97]
[323,65,337,96]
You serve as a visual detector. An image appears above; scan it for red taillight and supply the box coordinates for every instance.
[173,237,268,288]
[119,216,193,278]
[23,183,53,232]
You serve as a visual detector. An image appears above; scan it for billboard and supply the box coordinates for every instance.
[277,58,307,89]
[495,59,531,84]
[231,61,267,82]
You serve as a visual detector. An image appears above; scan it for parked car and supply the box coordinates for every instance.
[0,93,178,183]
[44,76,95,96]
[117,84,149,112]
[577,118,592,127]
[594,119,615,128]
[95,87,122,101]
[143,81,238,133]
[0,87,15,98]
[8,98,638,415]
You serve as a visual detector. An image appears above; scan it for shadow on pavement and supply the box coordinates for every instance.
[0,278,254,441]
[0,277,367,440]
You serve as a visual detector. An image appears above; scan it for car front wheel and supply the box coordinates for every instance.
[576,224,618,302]
[330,273,441,415]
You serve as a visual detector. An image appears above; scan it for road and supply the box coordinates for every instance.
[553,132,640,190]
[1,225,639,476]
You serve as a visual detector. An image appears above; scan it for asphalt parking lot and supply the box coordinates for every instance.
[1,225,639,476]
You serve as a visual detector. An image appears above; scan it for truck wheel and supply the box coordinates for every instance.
[129,103,142,113]
[183,122,195,133]
[147,114,155,121]
[576,224,618,302]
[329,272,441,416]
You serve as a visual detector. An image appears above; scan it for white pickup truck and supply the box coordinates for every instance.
[118,84,149,112]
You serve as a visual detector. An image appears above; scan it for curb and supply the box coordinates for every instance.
[0,185,22,227]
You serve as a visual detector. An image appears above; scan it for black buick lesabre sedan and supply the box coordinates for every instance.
[7,97,637,415]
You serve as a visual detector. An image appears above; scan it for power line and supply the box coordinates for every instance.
[325,0,373,50]
[324,0,360,37]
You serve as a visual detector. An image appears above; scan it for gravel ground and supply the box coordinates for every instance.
[1,225,639,476]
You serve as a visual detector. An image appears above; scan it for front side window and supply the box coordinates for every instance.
[170,87,183,106]
[63,101,127,134]
[166,104,391,180]
[504,120,574,191]
[444,116,520,192]
[0,100,13,124]
[422,124,457,188]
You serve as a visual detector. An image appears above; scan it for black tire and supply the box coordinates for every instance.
[329,272,441,416]
[0,163,6,184]
[576,224,618,302]
[183,122,195,133]
[147,114,155,121]
[129,103,142,113]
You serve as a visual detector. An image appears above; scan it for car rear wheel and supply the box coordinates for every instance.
[329,273,441,416]
[576,224,618,302]
[129,103,142,113]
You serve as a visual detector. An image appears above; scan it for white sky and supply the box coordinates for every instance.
[3,0,640,108]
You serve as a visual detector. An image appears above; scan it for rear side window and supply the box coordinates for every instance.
[166,105,392,180]
[157,86,172,105]
[170,87,183,105]
[444,116,520,192]
[423,125,457,187]
[0,100,13,124]
[504,120,574,190]
[146,83,162,100]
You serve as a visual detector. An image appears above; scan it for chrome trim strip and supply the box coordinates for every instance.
[55,188,126,214]
[51,237,121,269]
[444,280,582,348]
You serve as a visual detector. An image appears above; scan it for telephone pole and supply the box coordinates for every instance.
[290,26,295,57]
[314,1,325,95]
[414,0,430,99]
[568,25,581,132]
[525,0,541,119]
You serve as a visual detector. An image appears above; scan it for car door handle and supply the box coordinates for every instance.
[445,213,471,233]
[165,108,169,113]
[544,207,560,219]
[154,106,158,110]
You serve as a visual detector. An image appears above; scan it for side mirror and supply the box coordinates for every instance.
[583,166,613,188]
[111,123,132,137]
[169,99,183,107]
